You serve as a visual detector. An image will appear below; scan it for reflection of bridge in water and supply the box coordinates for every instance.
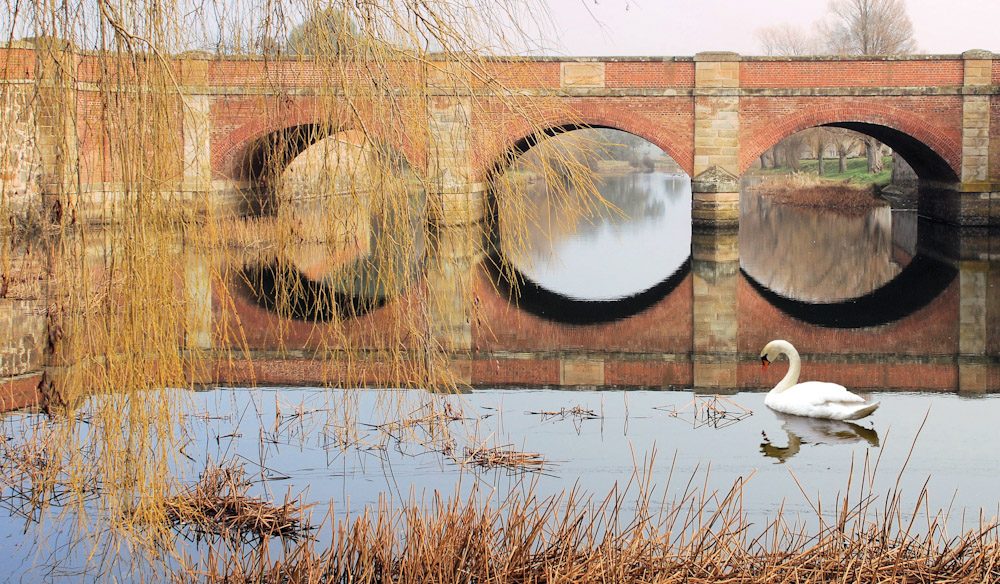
[195,219,994,395]
[1,219,997,412]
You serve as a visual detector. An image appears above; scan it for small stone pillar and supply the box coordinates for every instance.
[425,62,483,358]
[34,41,79,222]
[691,228,739,391]
[692,52,741,227]
[958,259,990,392]
[942,50,999,226]
[184,251,213,351]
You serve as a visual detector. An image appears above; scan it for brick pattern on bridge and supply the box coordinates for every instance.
[740,59,965,88]
[470,96,695,178]
[471,271,693,354]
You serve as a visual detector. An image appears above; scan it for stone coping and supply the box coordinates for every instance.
[2,44,992,63]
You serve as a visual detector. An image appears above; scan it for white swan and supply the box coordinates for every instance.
[759,339,879,420]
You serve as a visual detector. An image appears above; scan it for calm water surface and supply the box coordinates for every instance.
[3,386,1000,579]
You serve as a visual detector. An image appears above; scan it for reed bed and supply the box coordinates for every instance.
[170,459,1000,584]
[756,174,886,210]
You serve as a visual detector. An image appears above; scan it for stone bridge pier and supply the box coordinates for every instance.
[687,49,999,228]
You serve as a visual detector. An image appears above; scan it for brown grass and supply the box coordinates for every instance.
[657,395,753,429]
[163,464,313,543]
[171,460,1000,583]
[757,174,886,210]
[459,444,546,472]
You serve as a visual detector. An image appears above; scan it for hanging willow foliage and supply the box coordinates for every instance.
[0,0,616,575]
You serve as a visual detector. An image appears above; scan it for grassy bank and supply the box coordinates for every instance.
[752,156,893,186]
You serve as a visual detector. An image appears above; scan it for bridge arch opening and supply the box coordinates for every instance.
[486,125,692,324]
[744,112,960,185]
[236,124,426,320]
[741,123,958,326]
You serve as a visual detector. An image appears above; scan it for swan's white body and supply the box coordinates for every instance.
[760,340,879,421]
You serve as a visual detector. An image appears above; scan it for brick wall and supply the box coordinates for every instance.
[991,96,1000,182]
[471,96,695,177]
[604,61,694,88]
[741,59,964,88]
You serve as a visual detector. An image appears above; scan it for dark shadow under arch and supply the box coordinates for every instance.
[239,260,396,322]
[234,124,328,216]
[487,257,691,325]
[741,253,956,329]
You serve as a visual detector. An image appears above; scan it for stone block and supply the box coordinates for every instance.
[958,361,988,393]
[180,59,210,87]
[561,62,605,88]
[560,358,604,386]
[693,361,737,390]
[963,58,992,86]
[695,60,740,88]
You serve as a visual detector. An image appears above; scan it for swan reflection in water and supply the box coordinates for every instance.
[760,412,879,463]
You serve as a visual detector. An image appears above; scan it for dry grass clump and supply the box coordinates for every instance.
[657,395,753,429]
[757,174,886,210]
[369,402,464,455]
[528,405,600,422]
[162,464,312,543]
[459,444,545,472]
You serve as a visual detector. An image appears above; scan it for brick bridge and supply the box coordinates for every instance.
[214,51,995,227]
[2,48,998,225]
[2,48,999,406]
[203,51,1000,227]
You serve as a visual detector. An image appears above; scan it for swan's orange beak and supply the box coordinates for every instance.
[760,356,770,370]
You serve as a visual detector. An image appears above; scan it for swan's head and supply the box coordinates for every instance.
[760,339,793,370]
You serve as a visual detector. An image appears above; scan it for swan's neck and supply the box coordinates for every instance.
[773,343,801,393]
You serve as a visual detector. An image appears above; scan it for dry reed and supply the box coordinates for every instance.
[162,463,312,543]
[2,0,614,573]
[170,457,1000,583]
[657,394,754,429]
[459,444,546,472]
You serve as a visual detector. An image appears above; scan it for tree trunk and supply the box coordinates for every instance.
[817,147,825,176]
[865,137,883,174]
[838,152,847,173]
[786,146,800,171]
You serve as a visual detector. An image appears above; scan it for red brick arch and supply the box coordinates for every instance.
[211,98,423,180]
[474,100,694,181]
[740,101,962,178]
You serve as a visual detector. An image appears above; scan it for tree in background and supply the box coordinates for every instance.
[804,128,828,176]
[756,23,819,56]
[821,0,916,172]
[828,128,861,173]
[286,6,359,56]
[822,0,917,55]
[755,0,916,175]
